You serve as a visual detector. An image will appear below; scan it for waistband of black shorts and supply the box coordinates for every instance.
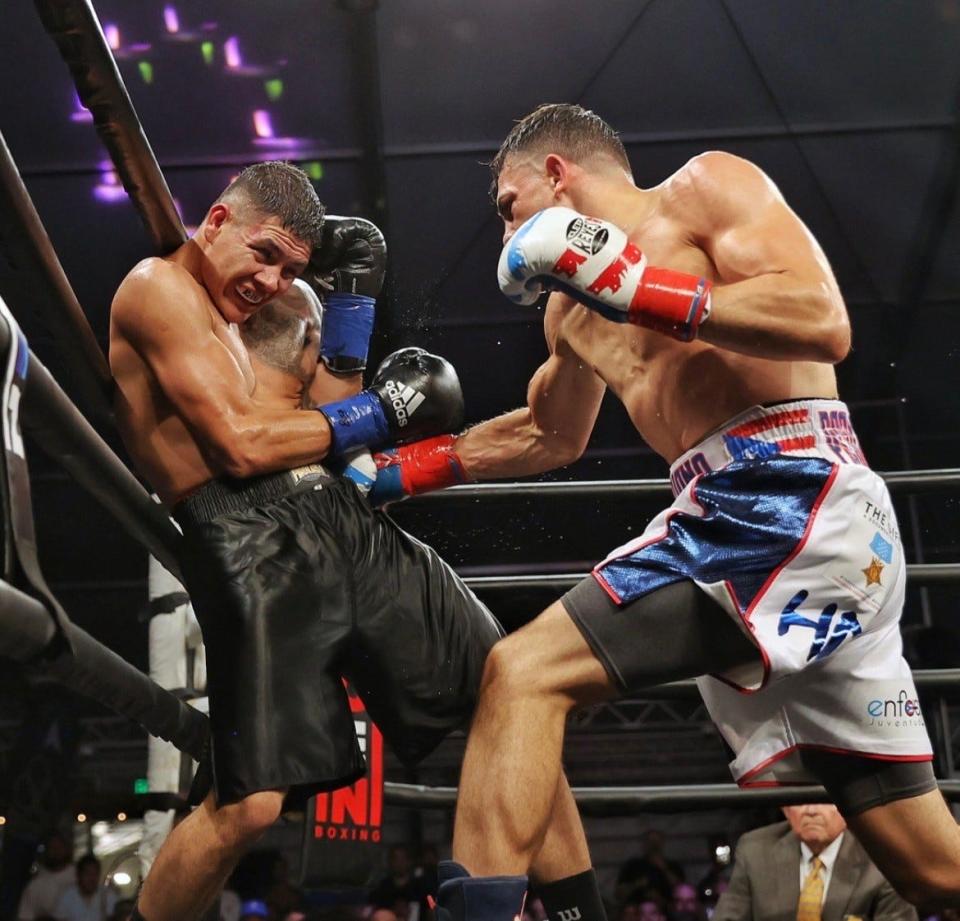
[173,463,335,527]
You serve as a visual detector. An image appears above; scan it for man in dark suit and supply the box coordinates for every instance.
[714,803,916,921]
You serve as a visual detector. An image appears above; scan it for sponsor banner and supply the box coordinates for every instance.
[301,686,383,887]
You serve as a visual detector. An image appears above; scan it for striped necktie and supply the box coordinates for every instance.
[797,856,825,921]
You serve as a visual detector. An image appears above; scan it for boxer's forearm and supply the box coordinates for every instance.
[211,408,334,477]
[456,407,583,480]
[305,363,363,406]
[699,274,850,363]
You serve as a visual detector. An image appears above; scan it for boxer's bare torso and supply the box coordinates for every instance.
[110,219,337,506]
[457,151,848,475]
[549,164,839,460]
[111,255,252,504]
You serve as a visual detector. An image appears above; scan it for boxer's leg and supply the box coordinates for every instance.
[846,792,960,909]
[532,777,608,921]
[137,789,284,921]
[800,750,960,909]
[453,598,612,876]
[530,776,591,882]
[452,578,758,876]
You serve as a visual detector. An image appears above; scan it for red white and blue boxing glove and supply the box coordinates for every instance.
[367,435,466,506]
[498,206,712,342]
[308,216,387,374]
[316,347,464,458]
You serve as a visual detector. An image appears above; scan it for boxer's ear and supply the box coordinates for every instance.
[545,154,568,191]
[202,203,230,242]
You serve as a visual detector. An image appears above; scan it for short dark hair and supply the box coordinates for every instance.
[489,103,631,196]
[217,161,326,251]
[76,853,100,873]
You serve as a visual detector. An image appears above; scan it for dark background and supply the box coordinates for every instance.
[0,0,958,825]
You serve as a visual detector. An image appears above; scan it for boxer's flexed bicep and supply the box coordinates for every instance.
[687,152,851,363]
[112,262,265,469]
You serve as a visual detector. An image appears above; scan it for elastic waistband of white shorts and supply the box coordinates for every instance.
[668,399,867,497]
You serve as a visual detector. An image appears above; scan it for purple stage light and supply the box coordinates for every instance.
[71,91,92,123]
[93,169,128,203]
[94,184,128,203]
[164,5,180,33]
[250,110,314,150]
[253,110,274,139]
[103,22,120,50]
[224,36,241,69]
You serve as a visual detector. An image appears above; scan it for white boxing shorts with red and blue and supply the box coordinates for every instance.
[587,399,933,787]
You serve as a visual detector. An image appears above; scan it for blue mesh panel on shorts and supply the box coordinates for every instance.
[595,457,836,609]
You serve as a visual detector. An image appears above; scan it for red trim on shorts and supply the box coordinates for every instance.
[743,464,839,625]
[727,408,810,438]
[591,570,623,605]
[736,743,934,787]
[776,435,817,453]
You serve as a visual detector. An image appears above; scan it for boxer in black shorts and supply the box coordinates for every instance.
[174,463,502,808]
[110,163,600,921]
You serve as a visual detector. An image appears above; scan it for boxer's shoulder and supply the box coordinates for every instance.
[659,151,780,231]
[114,256,215,335]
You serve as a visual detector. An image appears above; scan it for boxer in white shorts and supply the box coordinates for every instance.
[593,399,932,786]
[364,105,960,913]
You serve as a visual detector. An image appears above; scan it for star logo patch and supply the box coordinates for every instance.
[862,556,885,587]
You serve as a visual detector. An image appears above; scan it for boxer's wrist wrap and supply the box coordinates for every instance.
[370,435,466,505]
[321,291,376,373]
[317,391,389,456]
[627,266,712,342]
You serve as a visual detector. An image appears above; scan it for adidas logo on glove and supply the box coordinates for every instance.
[383,379,426,427]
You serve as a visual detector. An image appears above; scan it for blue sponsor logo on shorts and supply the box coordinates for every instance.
[777,589,862,661]
[870,531,893,563]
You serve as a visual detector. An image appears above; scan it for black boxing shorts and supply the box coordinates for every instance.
[173,464,503,810]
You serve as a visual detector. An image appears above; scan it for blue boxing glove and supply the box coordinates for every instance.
[316,347,464,459]
[308,216,386,374]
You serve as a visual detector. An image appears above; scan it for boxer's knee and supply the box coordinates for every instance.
[212,789,285,850]
[481,632,570,712]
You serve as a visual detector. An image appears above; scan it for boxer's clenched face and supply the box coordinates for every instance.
[495,154,565,245]
[201,205,311,325]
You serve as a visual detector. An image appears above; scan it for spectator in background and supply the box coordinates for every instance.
[265,852,304,920]
[637,901,667,921]
[17,831,75,921]
[616,832,686,907]
[669,883,706,921]
[414,845,439,921]
[53,854,117,921]
[713,803,916,921]
[110,901,135,921]
[238,899,270,921]
[368,846,425,921]
[370,909,398,921]
[696,836,732,916]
